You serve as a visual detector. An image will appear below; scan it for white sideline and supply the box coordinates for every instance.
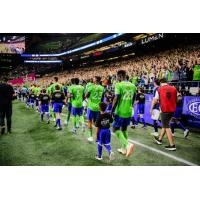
[60,113,197,166]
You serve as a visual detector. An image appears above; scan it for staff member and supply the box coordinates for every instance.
[151,78,177,151]
[0,77,15,135]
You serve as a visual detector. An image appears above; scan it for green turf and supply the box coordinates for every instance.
[0,101,199,166]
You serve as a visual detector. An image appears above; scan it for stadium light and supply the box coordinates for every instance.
[21,33,125,57]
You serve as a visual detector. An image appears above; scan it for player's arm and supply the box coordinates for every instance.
[150,91,159,114]
[85,91,90,98]
[111,84,120,115]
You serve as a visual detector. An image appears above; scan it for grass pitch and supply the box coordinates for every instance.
[0,101,199,166]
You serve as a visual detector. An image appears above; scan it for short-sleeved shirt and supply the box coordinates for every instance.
[115,81,137,118]
[95,113,113,129]
[69,84,84,108]
[39,94,50,105]
[0,83,15,108]
[51,91,65,103]
[136,93,145,104]
[50,83,64,94]
[87,84,104,112]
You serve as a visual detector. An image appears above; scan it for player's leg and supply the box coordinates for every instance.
[96,130,103,160]
[0,109,6,135]
[140,104,146,128]
[71,107,77,133]
[176,119,189,137]
[79,107,86,131]
[87,109,93,141]
[45,104,50,124]
[104,129,114,160]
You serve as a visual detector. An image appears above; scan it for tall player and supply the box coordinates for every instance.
[111,70,136,158]
[85,76,104,142]
[68,78,85,134]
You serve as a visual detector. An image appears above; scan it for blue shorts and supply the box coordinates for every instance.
[97,129,111,145]
[137,104,145,114]
[53,103,63,113]
[112,115,131,128]
[30,98,35,104]
[72,107,83,116]
[68,103,72,113]
[87,108,99,121]
[40,104,49,113]
[36,98,39,106]
[174,107,182,118]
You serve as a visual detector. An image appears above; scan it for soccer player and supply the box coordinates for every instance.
[135,87,146,128]
[111,70,136,158]
[39,89,50,124]
[65,78,74,126]
[29,91,36,110]
[68,78,85,134]
[151,78,177,151]
[51,85,66,130]
[95,102,114,161]
[85,76,104,142]
[170,92,189,138]
[49,77,64,121]
[150,80,160,136]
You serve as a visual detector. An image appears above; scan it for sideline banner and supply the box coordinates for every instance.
[8,73,35,85]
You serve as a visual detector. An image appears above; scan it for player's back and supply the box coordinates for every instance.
[115,81,137,118]
[88,84,104,111]
[71,85,84,108]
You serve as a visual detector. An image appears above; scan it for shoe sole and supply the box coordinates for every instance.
[154,138,162,145]
[165,147,176,151]
[184,132,189,138]
[126,144,135,158]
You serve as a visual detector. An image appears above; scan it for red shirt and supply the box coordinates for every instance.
[158,85,177,113]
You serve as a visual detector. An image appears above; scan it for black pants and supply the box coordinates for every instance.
[0,104,12,132]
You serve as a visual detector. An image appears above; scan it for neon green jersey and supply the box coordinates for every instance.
[193,65,200,81]
[87,84,104,111]
[85,82,93,93]
[69,85,84,108]
[50,83,64,94]
[115,81,137,118]
[47,86,52,96]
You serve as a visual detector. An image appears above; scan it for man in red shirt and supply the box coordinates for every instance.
[150,78,177,151]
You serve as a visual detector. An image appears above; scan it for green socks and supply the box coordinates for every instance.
[87,128,92,138]
[115,130,128,149]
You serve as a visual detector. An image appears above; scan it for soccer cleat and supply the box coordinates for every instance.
[64,120,68,125]
[184,129,189,138]
[165,145,176,151]
[150,132,159,137]
[47,120,50,124]
[109,152,115,160]
[87,137,93,142]
[154,137,162,145]
[135,124,139,127]
[141,125,147,129]
[56,127,62,130]
[131,125,135,129]
[126,143,135,158]
[172,133,175,137]
[117,148,127,155]
[95,155,103,160]
[53,124,57,128]
[82,124,86,132]
[71,128,77,134]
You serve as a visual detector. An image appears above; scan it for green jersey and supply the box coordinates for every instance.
[87,84,104,111]
[69,85,84,108]
[32,87,40,96]
[132,76,138,85]
[85,82,93,93]
[47,86,52,96]
[50,83,64,94]
[193,65,200,81]
[115,81,137,118]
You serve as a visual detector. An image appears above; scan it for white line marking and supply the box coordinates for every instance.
[62,113,198,166]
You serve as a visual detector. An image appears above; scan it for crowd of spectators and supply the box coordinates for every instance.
[1,44,200,95]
